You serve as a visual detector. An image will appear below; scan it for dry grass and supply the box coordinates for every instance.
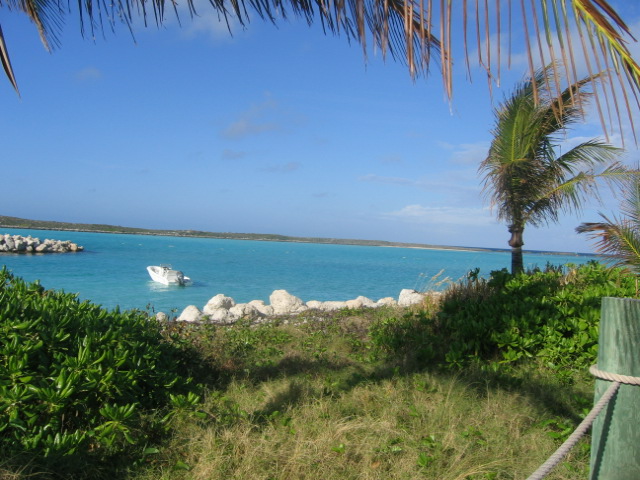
[145,363,591,480]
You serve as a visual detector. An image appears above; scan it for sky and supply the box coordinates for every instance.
[1,1,640,253]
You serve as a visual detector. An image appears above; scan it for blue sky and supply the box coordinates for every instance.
[2,1,639,252]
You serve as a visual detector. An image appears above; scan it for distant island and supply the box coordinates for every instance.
[0,215,589,256]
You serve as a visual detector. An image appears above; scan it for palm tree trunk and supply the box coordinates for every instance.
[508,224,525,275]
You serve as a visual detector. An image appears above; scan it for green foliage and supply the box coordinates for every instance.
[370,261,636,371]
[578,176,640,277]
[0,268,199,472]
[368,312,436,367]
[187,320,293,377]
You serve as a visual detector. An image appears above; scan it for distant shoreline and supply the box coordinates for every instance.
[0,215,593,257]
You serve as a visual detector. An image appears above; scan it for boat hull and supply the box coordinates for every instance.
[147,265,188,285]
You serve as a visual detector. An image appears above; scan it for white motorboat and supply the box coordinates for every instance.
[146,265,191,285]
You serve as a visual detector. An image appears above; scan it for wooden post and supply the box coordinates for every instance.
[589,297,640,479]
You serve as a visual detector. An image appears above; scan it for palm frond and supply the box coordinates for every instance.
[620,176,640,221]
[527,162,636,225]
[0,23,17,94]
[577,214,640,274]
[552,141,624,173]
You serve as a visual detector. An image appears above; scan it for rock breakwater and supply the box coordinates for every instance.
[0,234,84,253]
[170,288,441,324]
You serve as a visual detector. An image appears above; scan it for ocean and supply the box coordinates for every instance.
[0,228,598,315]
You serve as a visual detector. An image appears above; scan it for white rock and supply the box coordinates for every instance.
[306,300,323,310]
[248,300,274,317]
[398,289,426,307]
[270,289,308,315]
[177,305,204,322]
[203,294,236,315]
[229,303,263,319]
[0,234,82,253]
[376,297,397,307]
[156,312,168,322]
[207,308,236,324]
[320,301,348,311]
[345,296,377,309]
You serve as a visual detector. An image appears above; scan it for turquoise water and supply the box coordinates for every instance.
[0,228,598,314]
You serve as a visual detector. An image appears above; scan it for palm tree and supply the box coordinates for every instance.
[1,0,639,138]
[577,177,640,276]
[480,64,627,275]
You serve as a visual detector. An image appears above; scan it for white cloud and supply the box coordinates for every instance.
[450,141,490,165]
[261,162,300,173]
[183,9,241,41]
[358,174,422,188]
[222,118,280,138]
[75,67,102,81]
[219,92,305,140]
[220,94,282,139]
[359,170,482,197]
[162,0,243,41]
[379,154,403,164]
[383,204,494,227]
[221,149,247,160]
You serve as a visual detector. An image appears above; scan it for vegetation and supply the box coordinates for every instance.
[1,261,636,479]
[0,268,202,477]
[577,177,640,276]
[480,65,627,274]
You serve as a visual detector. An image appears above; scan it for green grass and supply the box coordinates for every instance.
[136,367,592,480]
[131,308,596,480]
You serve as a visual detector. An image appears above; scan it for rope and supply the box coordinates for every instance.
[526,364,640,480]
[525,381,620,480]
[589,364,640,386]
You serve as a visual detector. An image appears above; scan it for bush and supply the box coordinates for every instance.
[370,261,637,371]
[0,268,199,473]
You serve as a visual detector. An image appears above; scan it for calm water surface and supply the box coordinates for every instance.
[0,228,598,314]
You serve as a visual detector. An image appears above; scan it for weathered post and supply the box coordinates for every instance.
[589,297,640,479]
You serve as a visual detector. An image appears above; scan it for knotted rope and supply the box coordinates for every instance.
[526,365,640,480]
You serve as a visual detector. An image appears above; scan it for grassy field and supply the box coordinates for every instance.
[135,311,594,480]
[3,262,632,479]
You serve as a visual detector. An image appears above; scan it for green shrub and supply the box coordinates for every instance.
[444,262,634,369]
[0,268,199,470]
[370,261,636,371]
[368,311,436,367]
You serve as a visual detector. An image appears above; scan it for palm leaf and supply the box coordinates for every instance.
[577,176,640,274]
[527,161,633,226]
[0,24,17,94]
[577,215,640,274]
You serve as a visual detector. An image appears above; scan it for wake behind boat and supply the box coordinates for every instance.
[147,265,191,286]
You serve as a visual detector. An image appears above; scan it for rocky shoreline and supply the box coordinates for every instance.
[168,288,440,324]
[0,234,84,253]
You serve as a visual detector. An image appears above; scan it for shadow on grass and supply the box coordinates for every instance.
[184,313,592,436]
